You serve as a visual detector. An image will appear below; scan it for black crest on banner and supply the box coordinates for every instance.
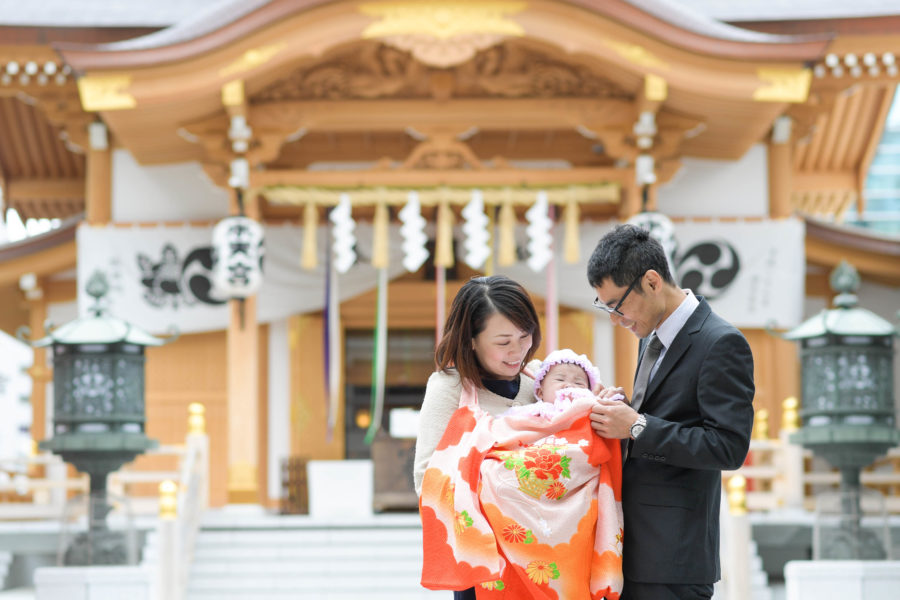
[675,240,741,300]
[137,244,227,308]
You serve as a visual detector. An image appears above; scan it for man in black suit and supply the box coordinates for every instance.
[587,224,754,600]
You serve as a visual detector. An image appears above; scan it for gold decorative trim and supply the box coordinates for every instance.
[753,68,811,103]
[360,1,526,67]
[377,33,506,68]
[261,184,620,207]
[360,1,526,40]
[222,79,245,107]
[604,40,667,70]
[219,42,287,79]
[77,75,136,111]
[644,73,667,102]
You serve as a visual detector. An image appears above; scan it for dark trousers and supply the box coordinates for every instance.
[453,588,476,600]
[622,581,714,600]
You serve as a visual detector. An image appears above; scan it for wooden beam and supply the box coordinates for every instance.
[7,178,84,201]
[792,171,857,192]
[0,240,77,286]
[86,124,112,225]
[247,98,636,134]
[769,128,793,218]
[806,236,900,284]
[251,166,629,189]
[856,84,896,212]
[44,279,78,304]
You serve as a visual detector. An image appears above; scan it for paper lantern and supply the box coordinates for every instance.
[212,216,265,298]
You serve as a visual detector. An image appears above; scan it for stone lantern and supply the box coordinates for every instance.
[784,261,900,559]
[25,272,176,564]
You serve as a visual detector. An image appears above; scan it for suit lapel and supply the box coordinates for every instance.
[641,300,711,410]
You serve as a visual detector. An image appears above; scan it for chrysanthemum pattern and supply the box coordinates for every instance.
[525,560,560,585]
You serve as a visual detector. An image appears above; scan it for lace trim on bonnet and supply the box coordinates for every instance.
[532,348,602,401]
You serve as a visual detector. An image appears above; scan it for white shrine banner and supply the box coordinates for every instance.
[670,218,805,329]
[499,218,805,329]
[77,223,407,334]
[79,217,805,334]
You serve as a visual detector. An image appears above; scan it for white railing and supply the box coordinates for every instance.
[0,452,84,520]
[723,399,900,514]
[0,443,195,521]
[724,438,900,513]
[154,405,209,600]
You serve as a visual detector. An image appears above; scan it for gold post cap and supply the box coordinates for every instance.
[159,480,178,520]
[782,396,800,432]
[188,403,206,435]
[753,409,769,440]
[727,475,748,515]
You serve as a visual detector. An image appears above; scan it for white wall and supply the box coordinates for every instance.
[658,144,769,217]
[0,330,33,458]
[112,150,229,223]
[267,318,290,502]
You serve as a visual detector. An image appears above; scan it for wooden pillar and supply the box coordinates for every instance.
[226,190,261,504]
[24,279,50,442]
[619,181,641,220]
[85,122,112,225]
[613,325,639,398]
[643,183,659,212]
[768,116,793,219]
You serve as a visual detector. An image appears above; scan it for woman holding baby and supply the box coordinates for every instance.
[414,275,623,600]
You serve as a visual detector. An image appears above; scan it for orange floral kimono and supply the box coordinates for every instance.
[419,384,623,599]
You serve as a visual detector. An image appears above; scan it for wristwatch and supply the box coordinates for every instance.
[630,414,647,439]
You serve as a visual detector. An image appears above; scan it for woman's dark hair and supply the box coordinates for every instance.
[435,275,541,389]
[587,224,675,289]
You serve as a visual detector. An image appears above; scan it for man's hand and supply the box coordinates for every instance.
[590,392,639,439]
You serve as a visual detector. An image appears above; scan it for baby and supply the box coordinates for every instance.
[505,348,604,419]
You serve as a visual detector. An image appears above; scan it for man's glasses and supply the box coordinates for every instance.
[592,271,645,316]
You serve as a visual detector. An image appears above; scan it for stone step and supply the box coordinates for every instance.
[191,559,422,580]
[0,551,12,588]
[187,591,443,600]
[186,543,422,562]
[177,518,432,599]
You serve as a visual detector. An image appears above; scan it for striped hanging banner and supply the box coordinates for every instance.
[365,267,388,444]
[546,205,558,352]
[325,237,341,440]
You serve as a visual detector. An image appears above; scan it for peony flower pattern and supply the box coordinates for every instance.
[502,444,571,499]
[525,560,560,585]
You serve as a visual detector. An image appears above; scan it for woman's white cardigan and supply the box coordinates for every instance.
[413,369,536,495]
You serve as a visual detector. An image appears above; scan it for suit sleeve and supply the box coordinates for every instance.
[633,330,755,471]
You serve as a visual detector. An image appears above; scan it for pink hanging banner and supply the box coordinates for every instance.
[545,206,558,352]
[435,265,446,346]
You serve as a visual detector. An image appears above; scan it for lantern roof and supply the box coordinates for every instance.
[783,306,897,340]
[784,260,898,340]
[31,314,173,348]
[29,272,176,348]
